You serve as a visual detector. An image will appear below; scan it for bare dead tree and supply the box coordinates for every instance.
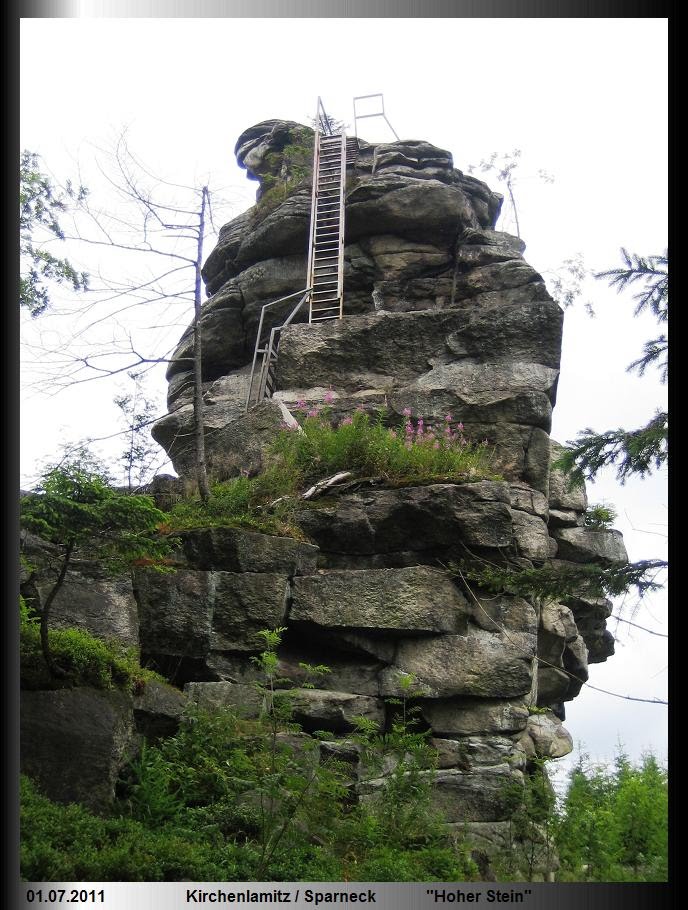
[21,132,237,501]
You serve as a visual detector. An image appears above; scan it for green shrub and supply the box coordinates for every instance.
[20,608,163,693]
[273,407,499,487]
[584,502,618,529]
[20,775,233,882]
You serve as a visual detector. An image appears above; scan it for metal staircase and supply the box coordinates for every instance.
[245,97,356,411]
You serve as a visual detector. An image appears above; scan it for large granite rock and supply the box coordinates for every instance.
[20,119,630,875]
[290,566,470,635]
[21,687,137,811]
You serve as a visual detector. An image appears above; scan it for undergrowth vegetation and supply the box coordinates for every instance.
[20,597,164,693]
[167,406,499,538]
[21,629,478,882]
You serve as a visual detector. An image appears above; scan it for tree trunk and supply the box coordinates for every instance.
[39,541,74,677]
[194,186,211,503]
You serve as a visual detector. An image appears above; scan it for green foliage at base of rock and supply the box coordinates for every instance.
[20,605,163,694]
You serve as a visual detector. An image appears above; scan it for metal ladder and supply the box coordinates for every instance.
[306,108,357,322]
[245,98,357,410]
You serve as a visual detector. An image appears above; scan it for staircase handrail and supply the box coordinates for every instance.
[244,287,312,411]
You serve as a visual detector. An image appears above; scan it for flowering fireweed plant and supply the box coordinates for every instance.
[274,406,500,487]
[167,407,499,536]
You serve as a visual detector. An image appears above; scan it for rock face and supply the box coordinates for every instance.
[152,120,561,490]
[21,120,627,871]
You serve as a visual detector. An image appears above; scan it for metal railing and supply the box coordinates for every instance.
[244,288,312,411]
[315,96,336,137]
[352,93,400,141]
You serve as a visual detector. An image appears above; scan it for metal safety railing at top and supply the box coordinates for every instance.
[352,93,400,141]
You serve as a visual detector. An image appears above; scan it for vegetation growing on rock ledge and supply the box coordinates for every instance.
[20,597,165,694]
[452,558,667,604]
[167,407,500,538]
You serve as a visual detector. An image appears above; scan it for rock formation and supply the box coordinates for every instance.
[21,119,627,875]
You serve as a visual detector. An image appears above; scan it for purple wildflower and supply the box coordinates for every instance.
[324,389,335,404]
[402,407,412,417]
[296,399,307,410]
[307,408,320,418]
[341,416,353,426]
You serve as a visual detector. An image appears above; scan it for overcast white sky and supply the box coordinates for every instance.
[19,17,668,776]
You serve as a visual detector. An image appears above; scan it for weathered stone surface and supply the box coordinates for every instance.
[135,568,289,658]
[166,307,246,382]
[204,649,384,698]
[143,474,185,512]
[33,566,139,649]
[291,566,469,635]
[509,483,549,519]
[391,361,557,431]
[430,735,520,770]
[536,667,571,707]
[429,766,524,823]
[346,177,485,244]
[564,592,614,664]
[511,509,555,561]
[210,572,290,652]
[420,698,529,736]
[21,688,136,811]
[522,712,574,759]
[548,508,583,528]
[538,602,579,667]
[552,526,628,565]
[168,365,251,416]
[381,630,535,699]
[287,688,385,734]
[135,568,215,659]
[21,535,139,649]
[184,681,264,717]
[234,119,313,184]
[295,482,513,558]
[178,527,319,575]
[134,119,622,861]
[563,635,589,699]
[152,398,286,478]
[548,440,588,512]
[468,593,538,636]
[277,304,562,394]
[133,680,188,741]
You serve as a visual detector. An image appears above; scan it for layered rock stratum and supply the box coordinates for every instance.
[22,120,627,873]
